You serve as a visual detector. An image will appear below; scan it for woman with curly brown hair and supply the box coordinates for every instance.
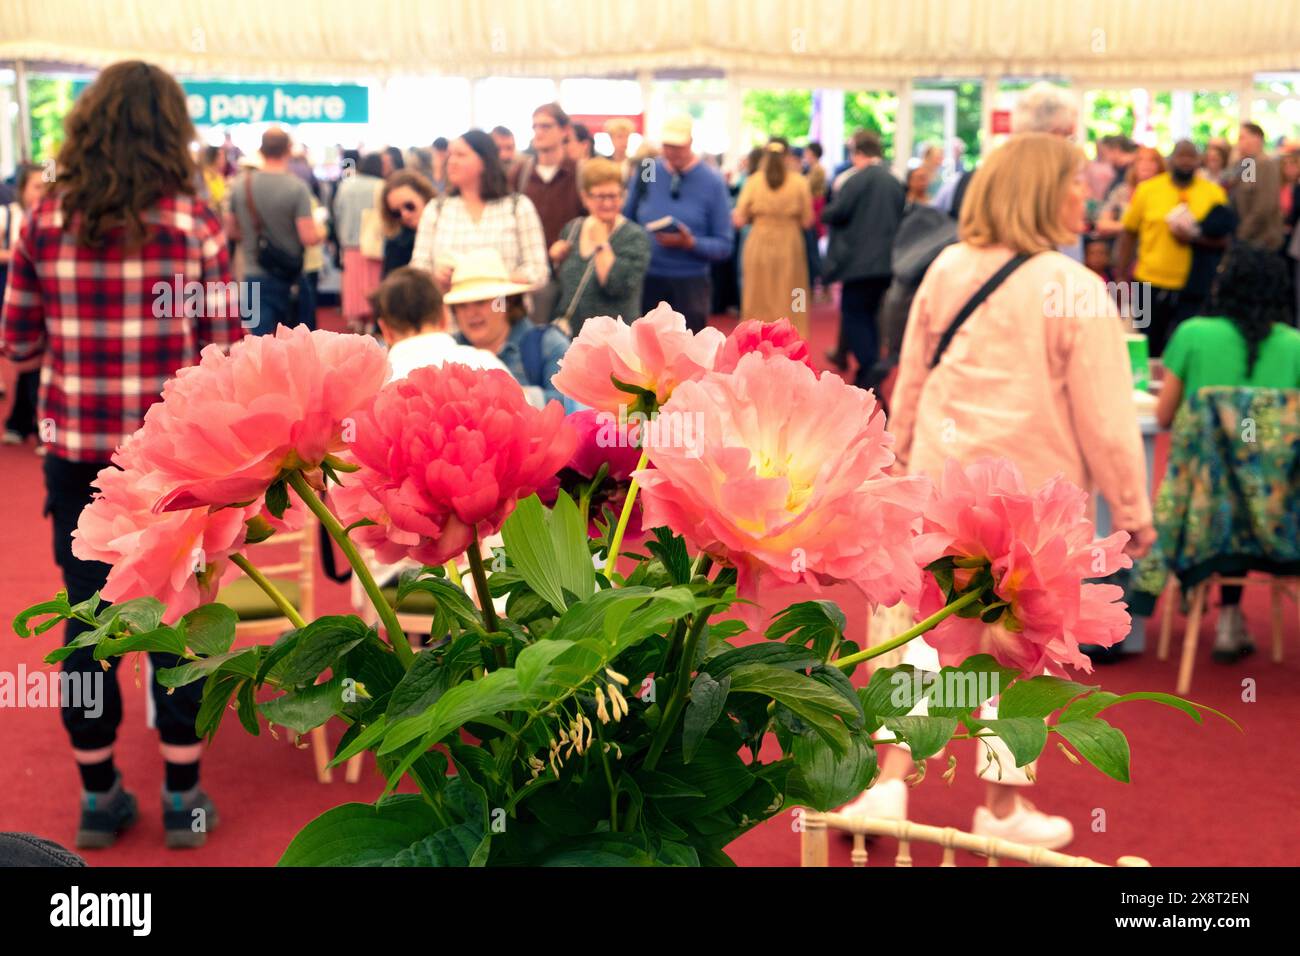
[0,60,243,851]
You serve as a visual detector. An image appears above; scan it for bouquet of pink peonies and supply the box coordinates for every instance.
[14,315,1231,867]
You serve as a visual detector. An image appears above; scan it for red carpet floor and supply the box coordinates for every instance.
[1,304,1296,866]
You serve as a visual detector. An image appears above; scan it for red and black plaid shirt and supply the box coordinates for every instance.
[0,193,244,463]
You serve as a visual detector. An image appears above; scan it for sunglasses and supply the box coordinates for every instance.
[389,201,419,215]
[670,171,683,200]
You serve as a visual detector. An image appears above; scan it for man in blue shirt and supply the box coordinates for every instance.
[623,115,734,332]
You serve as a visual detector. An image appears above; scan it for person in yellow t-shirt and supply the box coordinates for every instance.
[1115,139,1229,357]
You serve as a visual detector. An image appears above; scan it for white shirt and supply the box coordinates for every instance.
[386,331,508,381]
[408,194,548,289]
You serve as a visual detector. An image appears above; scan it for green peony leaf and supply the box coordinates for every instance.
[1052,716,1131,782]
[277,794,443,866]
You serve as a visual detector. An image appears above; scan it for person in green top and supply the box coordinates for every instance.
[1155,243,1300,661]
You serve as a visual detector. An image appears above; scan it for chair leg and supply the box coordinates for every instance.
[801,815,828,867]
[1271,581,1286,664]
[345,752,363,783]
[310,726,333,784]
[1177,581,1208,695]
[1157,578,1177,661]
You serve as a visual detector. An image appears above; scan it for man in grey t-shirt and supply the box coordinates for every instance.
[225,127,319,335]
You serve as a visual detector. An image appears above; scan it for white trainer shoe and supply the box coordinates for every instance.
[971,797,1073,850]
[840,778,908,822]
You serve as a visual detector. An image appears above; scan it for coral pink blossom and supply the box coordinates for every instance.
[552,302,725,412]
[715,318,813,374]
[134,325,389,511]
[345,363,578,565]
[72,443,259,624]
[634,353,930,618]
[915,458,1132,676]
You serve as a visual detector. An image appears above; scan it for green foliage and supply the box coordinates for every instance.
[12,481,1235,867]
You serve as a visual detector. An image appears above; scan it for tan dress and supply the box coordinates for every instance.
[737,172,813,335]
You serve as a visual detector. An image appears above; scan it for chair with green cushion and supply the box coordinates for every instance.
[217,517,362,784]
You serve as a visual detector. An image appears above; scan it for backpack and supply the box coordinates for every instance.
[874,204,959,377]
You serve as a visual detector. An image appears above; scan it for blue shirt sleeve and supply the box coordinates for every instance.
[690,173,735,262]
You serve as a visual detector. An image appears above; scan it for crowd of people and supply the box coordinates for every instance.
[1,61,1299,854]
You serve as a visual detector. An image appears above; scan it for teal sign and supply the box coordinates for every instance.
[73,80,368,125]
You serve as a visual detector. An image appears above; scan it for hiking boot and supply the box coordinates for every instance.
[162,786,220,848]
[76,773,138,849]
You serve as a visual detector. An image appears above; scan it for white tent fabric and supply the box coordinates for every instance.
[3,0,1300,84]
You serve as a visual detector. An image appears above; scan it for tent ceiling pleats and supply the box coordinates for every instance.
[3,0,1300,84]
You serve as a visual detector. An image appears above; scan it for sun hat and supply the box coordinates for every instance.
[442,248,535,305]
[660,115,694,147]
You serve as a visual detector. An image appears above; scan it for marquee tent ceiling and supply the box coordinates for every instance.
[3,0,1300,85]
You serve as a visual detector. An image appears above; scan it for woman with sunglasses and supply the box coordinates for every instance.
[379,169,437,277]
[548,158,651,335]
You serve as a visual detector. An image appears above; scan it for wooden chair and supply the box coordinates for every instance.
[800,811,1151,867]
[218,516,362,784]
[1157,574,1297,695]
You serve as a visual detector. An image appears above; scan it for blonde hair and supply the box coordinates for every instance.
[579,157,624,193]
[604,117,634,137]
[958,133,1085,255]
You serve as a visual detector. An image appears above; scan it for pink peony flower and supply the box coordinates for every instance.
[72,441,260,624]
[134,325,389,512]
[552,302,725,413]
[344,363,578,565]
[915,458,1132,676]
[715,318,814,374]
[634,353,930,618]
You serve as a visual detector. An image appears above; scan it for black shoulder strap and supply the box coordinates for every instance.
[929,253,1031,369]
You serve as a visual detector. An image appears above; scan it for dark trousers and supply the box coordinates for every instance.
[840,276,892,389]
[4,368,39,438]
[44,455,204,750]
[642,273,712,333]
[247,273,298,337]
[296,270,319,331]
[1142,285,1184,358]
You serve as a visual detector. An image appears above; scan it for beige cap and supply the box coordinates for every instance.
[442,248,535,305]
[660,114,694,147]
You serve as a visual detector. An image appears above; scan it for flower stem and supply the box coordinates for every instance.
[465,539,506,668]
[231,553,307,629]
[605,447,649,575]
[285,470,414,670]
[643,605,713,771]
[834,588,985,671]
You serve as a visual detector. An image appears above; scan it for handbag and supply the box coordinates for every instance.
[244,170,304,282]
[359,182,385,259]
[553,217,619,336]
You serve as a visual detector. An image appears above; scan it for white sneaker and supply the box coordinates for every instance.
[840,778,908,822]
[2,430,21,445]
[971,797,1073,850]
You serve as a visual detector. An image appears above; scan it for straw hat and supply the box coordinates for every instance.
[442,248,534,305]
